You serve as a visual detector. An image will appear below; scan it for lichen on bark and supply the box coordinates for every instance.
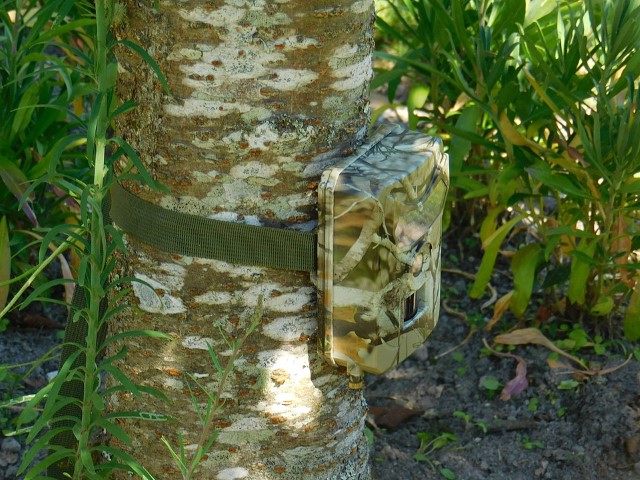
[108,1,375,478]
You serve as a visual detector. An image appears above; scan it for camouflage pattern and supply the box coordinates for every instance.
[317,124,449,388]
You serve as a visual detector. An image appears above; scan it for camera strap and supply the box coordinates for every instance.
[109,181,318,272]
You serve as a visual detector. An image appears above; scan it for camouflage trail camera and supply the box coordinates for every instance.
[318,124,449,388]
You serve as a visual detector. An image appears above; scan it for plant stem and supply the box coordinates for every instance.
[185,299,263,479]
[73,0,110,476]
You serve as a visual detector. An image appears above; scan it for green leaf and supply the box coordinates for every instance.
[0,155,30,200]
[103,410,172,422]
[0,155,38,225]
[526,165,593,200]
[21,447,71,479]
[0,217,9,312]
[371,66,406,91]
[448,105,481,177]
[97,446,157,479]
[479,207,502,244]
[101,363,145,399]
[19,278,75,309]
[369,102,403,127]
[94,416,133,445]
[116,39,171,95]
[111,136,166,192]
[546,226,597,238]
[414,453,429,462]
[440,468,457,480]
[524,0,567,27]
[9,82,39,143]
[510,244,544,317]
[32,18,95,46]
[490,0,525,34]
[207,341,224,376]
[470,215,525,298]
[109,99,137,121]
[620,177,640,194]
[375,16,411,46]
[590,296,614,316]
[407,83,429,130]
[624,282,640,340]
[30,133,86,180]
[161,436,188,476]
[481,377,501,391]
[567,239,597,306]
[104,61,119,92]
[101,329,173,349]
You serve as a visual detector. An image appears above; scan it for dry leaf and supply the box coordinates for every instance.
[482,339,529,401]
[369,404,423,430]
[486,291,513,331]
[546,358,574,370]
[500,358,528,401]
[57,251,75,304]
[494,327,588,370]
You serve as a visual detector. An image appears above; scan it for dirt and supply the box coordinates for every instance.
[366,241,640,480]
[1,237,640,480]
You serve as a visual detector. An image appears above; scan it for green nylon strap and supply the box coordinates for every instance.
[109,182,317,272]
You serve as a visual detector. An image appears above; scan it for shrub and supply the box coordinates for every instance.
[374,0,640,337]
[0,0,91,317]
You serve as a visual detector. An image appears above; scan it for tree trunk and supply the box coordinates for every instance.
[108,1,374,478]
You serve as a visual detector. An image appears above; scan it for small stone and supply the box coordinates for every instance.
[46,370,58,382]
[5,464,19,478]
[411,344,429,362]
[625,435,640,458]
[0,438,21,469]
[1,438,20,453]
[535,460,549,477]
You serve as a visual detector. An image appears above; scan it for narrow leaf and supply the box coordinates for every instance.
[470,215,524,298]
[206,341,224,376]
[510,244,544,317]
[526,166,593,200]
[10,82,39,142]
[0,217,9,312]
[624,280,640,340]
[487,290,513,331]
[406,83,429,130]
[116,39,170,94]
[567,239,597,306]
[0,156,38,226]
[448,105,481,177]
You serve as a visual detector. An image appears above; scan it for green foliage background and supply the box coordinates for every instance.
[374,0,640,338]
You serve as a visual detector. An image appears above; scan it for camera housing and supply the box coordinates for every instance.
[317,124,449,388]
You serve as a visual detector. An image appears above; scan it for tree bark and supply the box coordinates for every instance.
[108,1,374,478]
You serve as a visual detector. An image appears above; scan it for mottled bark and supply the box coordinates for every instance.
[108,1,374,478]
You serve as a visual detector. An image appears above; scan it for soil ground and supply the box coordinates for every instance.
[366,239,640,480]
[1,234,639,480]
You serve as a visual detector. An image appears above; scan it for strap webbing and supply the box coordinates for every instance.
[109,182,317,272]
